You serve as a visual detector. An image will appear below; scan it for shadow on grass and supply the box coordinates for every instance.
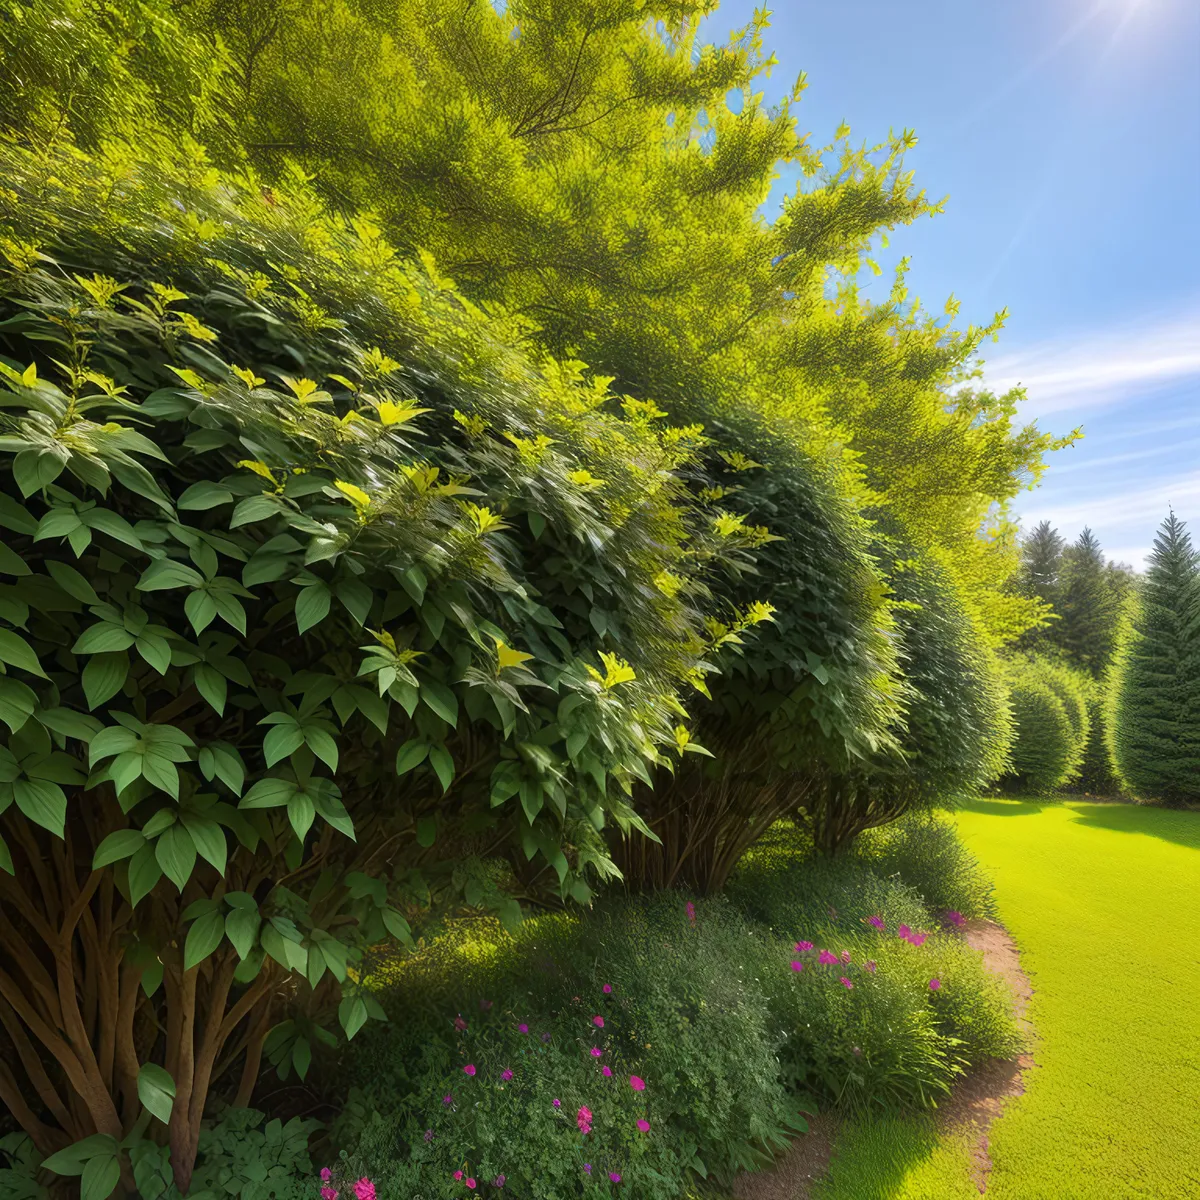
[952,796,1047,818]
[1067,801,1200,853]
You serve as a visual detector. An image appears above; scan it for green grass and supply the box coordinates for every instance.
[814,799,1200,1200]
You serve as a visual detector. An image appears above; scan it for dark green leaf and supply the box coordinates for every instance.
[295,584,331,634]
[177,481,234,510]
[420,679,458,727]
[13,778,66,836]
[136,1063,176,1125]
[155,824,197,892]
[184,908,226,970]
[82,653,129,709]
[394,739,428,775]
[93,829,147,868]
[0,628,48,678]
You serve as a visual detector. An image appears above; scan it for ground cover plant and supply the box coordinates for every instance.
[809,799,1200,1198]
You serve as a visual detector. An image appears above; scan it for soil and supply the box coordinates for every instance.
[732,918,1035,1199]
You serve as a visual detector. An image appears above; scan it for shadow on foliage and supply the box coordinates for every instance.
[1067,802,1200,853]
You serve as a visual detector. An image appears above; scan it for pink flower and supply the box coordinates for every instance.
[636,1119,650,1133]
[463,1064,476,1076]
[465,1179,476,1190]
[818,950,839,965]
[590,1047,603,1057]
[839,977,854,990]
[500,1069,513,1082]
[352,1180,375,1200]
[602,1065,613,1077]
[602,984,613,994]
[553,1098,561,1108]
[577,1105,593,1134]
[443,1094,453,1105]
[583,1164,592,1175]
[865,960,877,973]
[454,1015,468,1032]
[518,1023,528,1033]
[908,932,927,947]
[841,950,851,964]
[897,924,911,940]
[320,1169,332,1183]
[494,1177,506,1189]
[790,960,804,973]
[930,978,942,991]
[686,901,696,924]
[795,940,814,952]
[629,1075,645,1091]
[868,916,885,930]
[593,1015,605,1028]
[321,1189,337,1200]
[945,910,966,928]
[610,1172,621,1183]
[453,1172,463,1182]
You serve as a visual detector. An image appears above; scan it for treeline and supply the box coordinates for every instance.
[1002,514,1200,806]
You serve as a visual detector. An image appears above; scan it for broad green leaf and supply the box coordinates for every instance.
[185,589,218,634]
[286,790,315,841]
[136,1063,176,1124]
[134,632,171,676]
[13,778,66,836]
[338,994,369,1041]
[127,844,162,907]
[137,558,203,591]
[0,628,48,678]
[45,559,100,603]
[416,815,436,848]
[180,813,227,874]
[381,908,412,944]
[239,777,297,809]
[337,577,373,626]
[73,622,136,655]
[0,539,30,577]
[229,493,282,528]
[140,753,179,799]
[80,1154,120,1200]
[82,653,129,709]
[303,726,338,772]
[311,787,355,840]
[41,1134,119,1176]
[193,663,227,715]
[89,724,140,765]
[184,908,226,970]
[93,829,147,868]
[36,706,101,742]
[263,722,305,767]
[420,679,458,727]
[155,824,197,892]
[0,676,37,732]
[225,907,261,960]
[394,739,428,775]
[295,584,331,634]
[177,481,234,510]
[428,745,454,792]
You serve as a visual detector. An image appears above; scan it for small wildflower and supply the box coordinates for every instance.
[898,924,911,940]
[818,950,839,965]
[465,1179,476,1190]
[480,999,493,1012]
[500,1069,513,1082]
[930,978,942,991]
[573,996,581,1003]
[945,910,966,928]
[636,1119,650,1133]
[610,1172,622,1183]
[463,1064,476,1076]
[320,1169,332,1183]
[553,1098,561,1108]
[454,1015,468,1032]
[602,1066,613,1077]
[602,983,613,994]
[593,1015,605,1028]
[494,1177,506,1189]
[790,960,804,973]
[321,1189,337,1200]
[518,1023,528,1033]
[840,977,853,990]
[577,1105,593,1134]
[590,1047,603,1057]
[868,916,885,930]
[443,1094,453,1106]
[865,960,877,973]
[841,950,851,964]
[908,932,927,947]
[630,1075,646,1091]
[424,1129,433,1143]
[453,1172,463,1182]
[852,1046,862,1057]
[584,1164,592,1175]
[686,901,696,924]
[353,1180,375,1200]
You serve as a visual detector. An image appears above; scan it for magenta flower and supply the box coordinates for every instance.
[818,950,839,965]
[321,1189,337,1200]
[686,901,696,924]
[584,1164,592,1175]
[636,1119,650,1133]
[630,1075,646,1091]
[593,1015,605,1028]
[494,1177,506,1189]
[897,924,911,939]
[577,1105,593,1133]
[602,983,613,994]
[553,1098,561,1108]
[945,910,966,928]
[790,960,804,973]
[352,1180,375,1200]
[463,1064,476,1076]
[590,1047,603,1057]
[442,1093,453,1106]
[868,916,885,930]
[454,1015,468,1032]
[930,978,942,991]
[602,1065,613,1077]
[839,977,854,990]
[795,940,814,952]
[841,949,851,964]
[453,1172,463,1182]
[908,932,927,947]
[518,1023,528,1034]
[610,1172,621,1183]
[320,1170,332,1183]
[500,1069,513,1082]
[465,1179,476,1190]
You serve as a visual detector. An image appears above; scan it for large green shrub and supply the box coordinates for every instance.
[1000,655,1089,794]
[1076,680,1122,797]
[1107,514,1200,804]
[0,137,778,1188]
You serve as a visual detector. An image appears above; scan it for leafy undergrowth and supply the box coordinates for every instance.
[813,798,1200,1200]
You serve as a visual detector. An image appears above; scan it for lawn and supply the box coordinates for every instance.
[816,798,1200,1200]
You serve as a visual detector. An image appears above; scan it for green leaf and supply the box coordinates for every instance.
[295,584,331,634]
[184,589,218,634]
[0,539,30,577]
[73,622,136,655]
[82,653,129,709]
[0,628,48,678]
[0,494,37,536]
[225,906,261,960]
[338,994,369,1041]
[337,577,373,626]
[80,1154,120,1200]
[287,790,315,841]
[89,724,140,765]
[137,558,204,591]
[136,1063,176,1125]
[420,679,458,727]
[303,726,338,772]
[14,448,65,497]
[155,824,197,892]
[13,778,66,836]
[416,815,436,848]
[93,829,147,868]
[0,676,37,732]
[240,777,298,809]
[45,559,99,603]
[36,706,102,742]
[311,786,355,840]
[184,908,226,970]
[41,1135,118,1176]
[180,813,227,874]
[292,1036,313,1080]
[395,739,428,775]
[177,481,234,510]
[140,753,180,799]
[263,722,305,767]
[193,663,227,715]
[127,844,162,907]
[382,907,412,944]
[0,832,12,874]
[230,493,282,528]
[428,744,454,792]
[135,632,171,676]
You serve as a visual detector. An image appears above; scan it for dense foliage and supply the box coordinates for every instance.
[1000,656,1090,795]
[1107,514,1200,804]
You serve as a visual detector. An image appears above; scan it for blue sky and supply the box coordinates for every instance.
[700,0,1200,568]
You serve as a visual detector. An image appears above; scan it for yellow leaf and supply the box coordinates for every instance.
[590,651,636,691]
[493,637,535,672]
[20,363,36,387]
[282,376,319,401]
[335,481,372,511]
[167,366,207,391]
[236,459,277,483]
[377,399,430,426]
[232,366,266,389]
[150,283,188,304]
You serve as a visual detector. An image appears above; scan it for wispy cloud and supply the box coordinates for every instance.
[979,305,1200,419]
[1031,471,1200,530]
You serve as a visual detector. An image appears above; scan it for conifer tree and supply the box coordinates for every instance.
[1054,528,1125,675]
[1108,513,1200,803]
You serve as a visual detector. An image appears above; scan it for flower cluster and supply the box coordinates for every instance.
[790,920,946,997]
[317,1167,376,1200]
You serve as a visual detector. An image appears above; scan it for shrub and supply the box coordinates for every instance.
[853,810,999,921]
[1000,656,1089,794]
[1107,514,1200,804]
[1076,681,1123,797]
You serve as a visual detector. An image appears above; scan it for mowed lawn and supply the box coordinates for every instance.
[817,799,1200,1200]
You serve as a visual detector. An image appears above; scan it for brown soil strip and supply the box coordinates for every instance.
[732,918,1034,1199]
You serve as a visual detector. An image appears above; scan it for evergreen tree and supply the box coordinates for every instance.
[1017,520,1066,601]
[1054,528,1124,675]
[1107,513,1200,803]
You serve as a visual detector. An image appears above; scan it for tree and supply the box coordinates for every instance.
[1107,513,1200,803]
[1000,656,1090,794]
[1054,528,1129,675]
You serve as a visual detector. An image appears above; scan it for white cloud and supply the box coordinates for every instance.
[977,305,1200,419]
[1028,471,1200,530]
